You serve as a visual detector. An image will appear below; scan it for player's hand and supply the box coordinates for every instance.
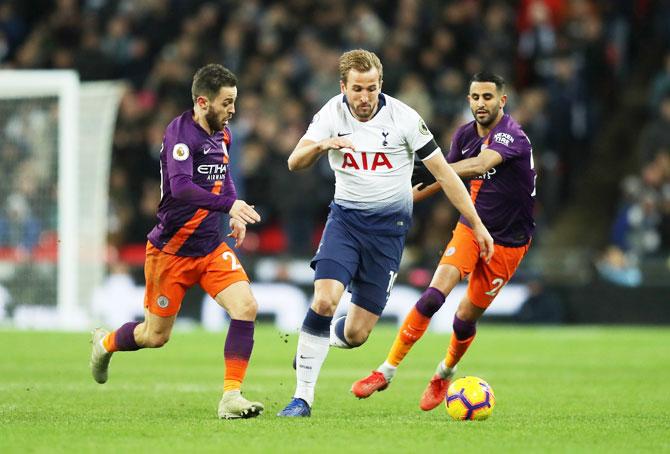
[227,218,246,248]
[411,161,436,190]
[322,136,355,151]
[472,222,494,263]
[229,200,261,224]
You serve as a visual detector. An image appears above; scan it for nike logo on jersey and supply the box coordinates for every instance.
[462,148,470,154]
[203,147,212,154]
[337,132,352,136]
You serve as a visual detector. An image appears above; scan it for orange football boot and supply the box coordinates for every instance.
[419,373,451,411]
[351,371,389,398]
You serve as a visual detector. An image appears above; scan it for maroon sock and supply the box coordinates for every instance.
[114,321,141,351]
[415,287,446,317]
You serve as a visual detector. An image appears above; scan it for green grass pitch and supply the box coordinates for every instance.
[1,324,669,453]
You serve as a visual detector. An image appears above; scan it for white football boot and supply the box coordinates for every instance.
[90,328,113,384]
[218,391,264,419]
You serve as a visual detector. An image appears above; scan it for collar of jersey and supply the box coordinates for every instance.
[342,93,386,121]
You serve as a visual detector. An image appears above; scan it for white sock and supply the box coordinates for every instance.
[436,360,456,379]
[376,361,397,382]
[294,330,330,407]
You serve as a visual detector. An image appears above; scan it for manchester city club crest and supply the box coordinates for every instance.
[157,295,169,308]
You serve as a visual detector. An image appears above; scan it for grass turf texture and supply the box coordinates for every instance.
[1,324,668,453]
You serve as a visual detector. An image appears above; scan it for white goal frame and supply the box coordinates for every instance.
[0,70,80,327]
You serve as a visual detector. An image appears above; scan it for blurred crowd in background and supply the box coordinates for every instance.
[0,0,669,286]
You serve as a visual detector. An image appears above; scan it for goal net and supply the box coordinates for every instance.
[0,71,123,329]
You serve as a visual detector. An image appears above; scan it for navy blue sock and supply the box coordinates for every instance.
[301,308,332,338]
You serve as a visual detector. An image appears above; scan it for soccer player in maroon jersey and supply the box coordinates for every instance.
[353,72,536,411]
[89,64,265,419]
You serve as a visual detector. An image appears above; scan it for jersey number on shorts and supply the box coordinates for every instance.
[222,251,242,270]
[386,271,398,294]
[484,278,505,297]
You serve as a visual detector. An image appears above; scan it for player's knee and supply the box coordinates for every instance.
[311,295,338,316]
[145,331,170,348]
[239,296,258,320]
[455,305,481,322]
[344,326,371,347]
[228,294,258,320]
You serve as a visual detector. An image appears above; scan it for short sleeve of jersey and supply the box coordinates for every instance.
[486,129,527,162]
[446,131,462,164]
[302,103,333,142]
[164,120,194,178]
[401,107,438,160]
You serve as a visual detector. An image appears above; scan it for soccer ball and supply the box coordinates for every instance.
[445,376,496,421]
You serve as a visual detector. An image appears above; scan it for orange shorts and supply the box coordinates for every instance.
[143,241,249,317]
[439,222,529,309]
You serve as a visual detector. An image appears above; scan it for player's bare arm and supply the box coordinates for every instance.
[449,148,503,178]
[413,148,504,202]
[287,137,355,171]
[412,178,441,203]
[422,153,494,262]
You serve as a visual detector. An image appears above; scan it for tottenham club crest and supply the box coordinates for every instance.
[172,143,190,161]
[157,295,169,308]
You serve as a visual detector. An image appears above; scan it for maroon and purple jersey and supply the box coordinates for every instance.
[147,110,237,256]
[448,113,536,247]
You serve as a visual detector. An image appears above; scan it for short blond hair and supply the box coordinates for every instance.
[339,49,383,84]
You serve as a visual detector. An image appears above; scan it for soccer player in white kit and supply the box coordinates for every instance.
[278,49,494,417]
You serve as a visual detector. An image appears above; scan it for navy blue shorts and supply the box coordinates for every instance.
[311,214,404,316]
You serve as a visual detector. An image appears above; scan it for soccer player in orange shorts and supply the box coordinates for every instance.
[352,72,536,411]
[89,64,265,419]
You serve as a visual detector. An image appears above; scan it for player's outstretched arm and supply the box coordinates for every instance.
[412,181,441,202]
[423,153,494,262]
[287,137,355,171]
[449,148,503,178]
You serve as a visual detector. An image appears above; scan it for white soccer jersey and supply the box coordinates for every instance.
[302,93,440,212]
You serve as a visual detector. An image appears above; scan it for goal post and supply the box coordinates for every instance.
[0,70,123,329]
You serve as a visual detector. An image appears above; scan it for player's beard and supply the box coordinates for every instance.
[354,102,375,120]
[205,109,225,132]
[473,105,499,127]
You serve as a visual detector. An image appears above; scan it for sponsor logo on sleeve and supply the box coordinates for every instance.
[419,120,430,135]
[445,246,456,257]
[493,132,514,146]
[172,143,190,161]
